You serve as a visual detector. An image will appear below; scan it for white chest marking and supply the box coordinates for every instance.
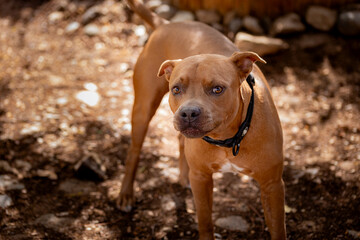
[219,161,244,173]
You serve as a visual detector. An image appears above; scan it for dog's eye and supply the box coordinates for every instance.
[212,86,224,95]
[171,86,181,95]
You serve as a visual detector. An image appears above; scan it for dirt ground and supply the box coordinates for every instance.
[0,1,359,239]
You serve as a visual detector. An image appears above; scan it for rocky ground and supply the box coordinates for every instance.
[0,0,360,239]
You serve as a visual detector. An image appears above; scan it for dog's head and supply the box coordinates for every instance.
[158,52,265,138]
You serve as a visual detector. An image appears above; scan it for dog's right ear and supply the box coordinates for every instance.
[157,59,182,81]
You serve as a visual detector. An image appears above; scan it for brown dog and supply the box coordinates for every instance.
[119,1,286,239]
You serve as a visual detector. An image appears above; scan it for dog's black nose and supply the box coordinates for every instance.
[179,106,201,122]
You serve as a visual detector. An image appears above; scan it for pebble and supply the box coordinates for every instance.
[59,178,96,194]
[48,11,64,23]
[235,32,288,56]
[297,33,328,49]
[271,13,305,35]
[306,6,337,31]
[0,194,13,208]
[84,24,100,36]
[48,75,64,86]
[34,213,74,230]
[161,195,176,211]
[348,230,360,239]
[81,6,103,25]
[36,169,58,180]
[0,175,25,191]
[65,22,80,34]
[195,9,221,24]
[243,16,264,35]
[171,10,195,22]
[145,0,162,10]
[215,216,249,232]
[337,11,360,36]
[155,4,177,20]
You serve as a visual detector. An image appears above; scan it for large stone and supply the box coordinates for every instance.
[195,9,221,24]
[155,4,177,20]
[338,11,360,36]
[171,10,195,22]
[243,16,264,35]
[271,13,305,35]
[235,32,288,56]
[306,6,337,31]
[215,216,249,232]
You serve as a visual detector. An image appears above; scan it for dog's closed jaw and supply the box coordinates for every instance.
[174,105,212,138]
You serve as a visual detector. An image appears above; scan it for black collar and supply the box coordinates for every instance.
[202,74,255,156]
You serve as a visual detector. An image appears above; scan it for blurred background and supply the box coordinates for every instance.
[0,0,359,239]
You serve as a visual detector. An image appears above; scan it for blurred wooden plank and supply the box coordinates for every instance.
[170,0,356,17]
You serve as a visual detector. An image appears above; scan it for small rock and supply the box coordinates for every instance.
[48,75,64,86]
[34,213,73,230]
[0,175,25,191]
[243,16,264,35]
[338,11,360,36]
[304,112,319,125]
[306,6,337,31]
[297,34,328,49]
[74,153,107,181]
[48,11,64,23]
[15,160,32,172]
[65,22,80,34]
[338,161,356,172]
[84,24,100,36]
[36,169,58,180]
[155,4,177,20]
[195,9,221,24]
[0,194,13,208]
[161,195,176,211]
[229,17,242,33]
[215,216,249,232]
[271,13,305,35]
[145,0,163,10]
[81,6,103,25]
[235,32,288,56]
[171,10,195,22]
[348,230,360,239]
[59,178,96,194]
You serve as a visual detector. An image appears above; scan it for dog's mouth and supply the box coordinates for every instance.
[180,126,207,138]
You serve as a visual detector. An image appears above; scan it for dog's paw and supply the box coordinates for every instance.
[179,177,191,189]
[116,194,134,212]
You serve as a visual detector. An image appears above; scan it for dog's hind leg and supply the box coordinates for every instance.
[117,57,168,212]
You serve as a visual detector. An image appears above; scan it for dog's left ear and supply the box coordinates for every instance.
[158,59,182,81]
[230,51,266,78]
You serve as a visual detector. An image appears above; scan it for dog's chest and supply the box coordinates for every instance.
[219,160,244,174]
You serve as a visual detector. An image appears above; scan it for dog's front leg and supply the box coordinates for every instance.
[189,169,214,240]
[258,169,286,240]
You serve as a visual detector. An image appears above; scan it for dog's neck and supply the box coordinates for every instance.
[202,74,255,156]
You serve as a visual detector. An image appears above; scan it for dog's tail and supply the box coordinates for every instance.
[126,0,168,29]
